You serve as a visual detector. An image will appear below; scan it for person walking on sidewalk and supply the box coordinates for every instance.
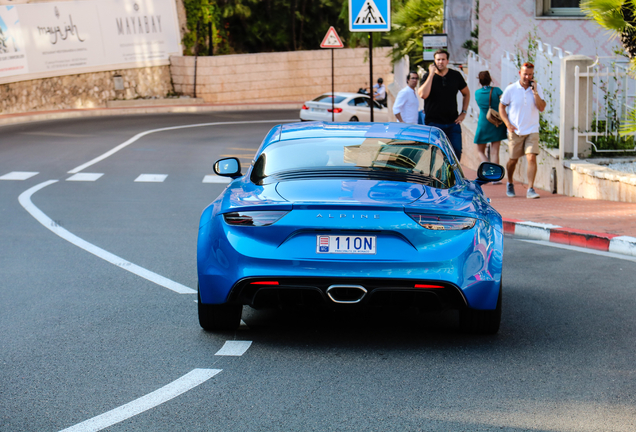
[499,62,546,199]
[418,49,470,161]
[393,72,420,124]
[473,71,507,175]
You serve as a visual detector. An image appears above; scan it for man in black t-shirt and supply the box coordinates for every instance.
[418,49,470,161]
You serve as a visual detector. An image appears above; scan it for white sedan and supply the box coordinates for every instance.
[300,92,389,122]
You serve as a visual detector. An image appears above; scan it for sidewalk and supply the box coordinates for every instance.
[463,166,636,257]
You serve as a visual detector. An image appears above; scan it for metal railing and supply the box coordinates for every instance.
[573,58,636,158]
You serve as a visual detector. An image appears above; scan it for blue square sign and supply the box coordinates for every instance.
[349,0,391,32]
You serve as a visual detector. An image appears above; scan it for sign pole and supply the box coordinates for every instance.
[369,32,374,122]
[332,48,335,122]
[320,26,345,122]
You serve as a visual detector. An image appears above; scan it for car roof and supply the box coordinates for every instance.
[315,92,367,99]
[268,121,445,146]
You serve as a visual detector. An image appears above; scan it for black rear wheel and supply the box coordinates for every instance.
[459,283,502,335]
[198,285,242,331]
[349,116,359,122]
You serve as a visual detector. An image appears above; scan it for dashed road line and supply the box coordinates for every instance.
[66,173,104,182]
[215,341,253,356]
[58,369,222,432]
[19,180,196,294]
[0,171,39,180]
[134,174,168,182]
[202,175,231,184]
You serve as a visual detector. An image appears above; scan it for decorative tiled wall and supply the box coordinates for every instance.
[478,0,616,86]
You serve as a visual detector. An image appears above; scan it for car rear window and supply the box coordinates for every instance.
[312,95,347,104]
[251,137,456,188]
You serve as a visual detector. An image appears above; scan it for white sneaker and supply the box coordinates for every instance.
[526,187,540,199]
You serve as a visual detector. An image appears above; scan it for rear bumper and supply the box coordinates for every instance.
[198,211,503,310]
[227,277,468,311]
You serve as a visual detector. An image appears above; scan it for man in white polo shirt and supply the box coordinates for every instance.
[499,62,546,199]
[393,72,420,124]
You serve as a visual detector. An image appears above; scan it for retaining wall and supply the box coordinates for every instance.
[170,48,394,104]
[0,66,173,114]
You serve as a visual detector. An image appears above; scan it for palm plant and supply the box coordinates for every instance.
[581,0,636,59]
[385,0,444,67]
[581,0,636,133]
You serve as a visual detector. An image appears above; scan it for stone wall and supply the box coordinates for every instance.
[0,66,173,114]
[170,48,394,104]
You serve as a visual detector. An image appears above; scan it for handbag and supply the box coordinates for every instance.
[486,87,503,127]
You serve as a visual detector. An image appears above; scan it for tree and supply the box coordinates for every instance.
[385,0,444,67]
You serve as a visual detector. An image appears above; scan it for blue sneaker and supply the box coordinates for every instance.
[506,183,515,197]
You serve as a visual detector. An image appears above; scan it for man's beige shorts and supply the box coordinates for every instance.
[508,132,539,159]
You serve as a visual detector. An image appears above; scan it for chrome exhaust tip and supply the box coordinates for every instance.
[326,285,367,304]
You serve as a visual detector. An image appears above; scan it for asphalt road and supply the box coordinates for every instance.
[2,111,636,432]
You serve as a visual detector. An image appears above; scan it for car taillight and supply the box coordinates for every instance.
[223,211,288,227]
[301,104,309,110]
[328,108,343,113]
[408,214,476,230]
[414,284,444,289]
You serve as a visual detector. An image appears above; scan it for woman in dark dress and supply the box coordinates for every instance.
[474,71,507,175]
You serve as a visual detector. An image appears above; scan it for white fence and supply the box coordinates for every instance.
[573,58,636,157]
[466,51,489,119]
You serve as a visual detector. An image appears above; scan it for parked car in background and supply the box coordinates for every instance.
[300,92,389,122]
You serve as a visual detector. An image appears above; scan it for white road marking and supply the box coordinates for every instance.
[21,131,93,138]
[66,173,104,182]
[134,174,168,182]
[58,368,221,432]
[18,180,197,294]
[215,341,252,356]
[519,239,636,263]
[67,119,295,174]
[0,171,39,180]
[202,175,231,184]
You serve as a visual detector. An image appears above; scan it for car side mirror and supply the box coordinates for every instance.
[476,162,505,185]
[214,157,242,178]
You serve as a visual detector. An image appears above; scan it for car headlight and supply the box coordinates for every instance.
[223,211,289,227]
[408,214,476,230]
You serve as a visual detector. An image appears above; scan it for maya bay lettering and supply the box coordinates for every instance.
[37,15,86,44]
[116,15,162,35]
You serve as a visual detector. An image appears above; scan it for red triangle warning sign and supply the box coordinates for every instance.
[320,26,344,49]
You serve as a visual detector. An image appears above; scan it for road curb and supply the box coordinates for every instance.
[503,218,636,257]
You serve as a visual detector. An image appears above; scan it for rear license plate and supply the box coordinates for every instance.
[316,235,376,254]
[311,108,326,112]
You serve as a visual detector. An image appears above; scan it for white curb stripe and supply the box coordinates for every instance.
[67,119,295,174]
[609,236,636,257]
[215,341,252,356]
[513,221,561,242]
[58,369,221,432]
[19,180,196,294]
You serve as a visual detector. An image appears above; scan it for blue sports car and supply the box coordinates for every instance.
[197,122,505,334]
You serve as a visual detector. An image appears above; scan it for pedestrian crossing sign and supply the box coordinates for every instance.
[349,0,390,32]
